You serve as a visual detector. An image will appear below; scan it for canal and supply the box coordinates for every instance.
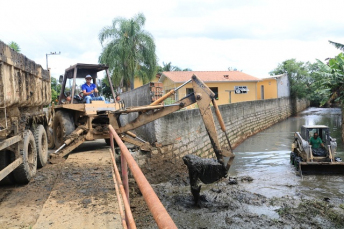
[135,107,344,228]
[230,107,344,199]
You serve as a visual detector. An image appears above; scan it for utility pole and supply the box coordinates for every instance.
[46,51,61,70]
[225,90,235,104]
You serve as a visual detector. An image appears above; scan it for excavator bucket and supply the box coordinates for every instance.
[299,162,344,175]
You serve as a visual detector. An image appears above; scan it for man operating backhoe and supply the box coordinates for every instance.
[82,75,105,103]
[309,132,326,156]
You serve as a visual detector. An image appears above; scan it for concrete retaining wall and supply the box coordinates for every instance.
[119,83,160,143]
[151,98,309,160]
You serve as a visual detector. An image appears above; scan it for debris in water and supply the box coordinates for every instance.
[182,154,227,204]
[228,177,238,185]
[240,176,254,182]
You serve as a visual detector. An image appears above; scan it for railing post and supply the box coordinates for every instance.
[121,148,129,202]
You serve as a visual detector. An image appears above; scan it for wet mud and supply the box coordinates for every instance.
[182,154,227,204]
[131,108,344,228]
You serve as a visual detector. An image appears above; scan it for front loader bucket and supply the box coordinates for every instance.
[300,162,344,175]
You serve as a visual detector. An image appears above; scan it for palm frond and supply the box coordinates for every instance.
[329,40,344,51]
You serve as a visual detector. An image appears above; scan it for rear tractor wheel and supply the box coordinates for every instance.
[47,127,55,149]
[53,110,75,149]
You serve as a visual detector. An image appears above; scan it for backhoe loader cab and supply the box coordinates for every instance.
[291,125,344,174]
[50,64,120,151]
[58,63,110,105]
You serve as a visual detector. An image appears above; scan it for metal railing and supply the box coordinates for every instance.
[108,125,177,229]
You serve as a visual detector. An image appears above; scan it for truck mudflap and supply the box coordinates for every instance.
[300,162,344,175]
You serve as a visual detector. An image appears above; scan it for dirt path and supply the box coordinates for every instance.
[1,140,344,228]
[0,142,123,229]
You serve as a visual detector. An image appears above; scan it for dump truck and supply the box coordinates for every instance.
[0,41,51,184]
[291,125,344,174]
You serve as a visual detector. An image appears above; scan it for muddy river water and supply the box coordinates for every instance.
[230,107,344,199]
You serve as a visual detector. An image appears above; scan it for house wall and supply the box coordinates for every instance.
[161,78,258,105]
[277,74,290,98]
[133,77,144,89]
[118,83,156,143]
[257,79,278,100]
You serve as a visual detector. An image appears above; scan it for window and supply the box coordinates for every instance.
[186,88,194,95]
[210,87,219,100]
[234,86,248,94]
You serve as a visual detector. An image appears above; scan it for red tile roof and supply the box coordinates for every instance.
[160,71,260,83]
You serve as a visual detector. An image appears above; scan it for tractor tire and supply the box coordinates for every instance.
[0,150,15,185]
[290,152,296,165]
[13,130,37,184]
[33,125,48,168]
[53,110,75,149]
[47,127,55,149]
[294,156,302,171]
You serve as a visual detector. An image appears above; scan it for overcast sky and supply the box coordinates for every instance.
[1,0,343,80]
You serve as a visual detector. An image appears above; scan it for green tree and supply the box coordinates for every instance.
[50,77,61,103]
[315,53,344,106]
[8,41,20,52]
[270,59,313,99]
[99,13,157,91]
[156,62,192,76]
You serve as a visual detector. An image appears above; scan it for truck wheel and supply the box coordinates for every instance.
[13,130,37,184]
[47,127,55,149]
[0,150,15,185]
[53,110,75,148]
[33,125,48,168]
[290,152,295,165]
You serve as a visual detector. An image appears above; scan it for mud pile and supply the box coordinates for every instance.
[131,152,344,229]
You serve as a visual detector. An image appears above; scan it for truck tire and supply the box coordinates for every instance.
[290,152,295,165]
[13,130,37,184]
[47,127,55,149]
[33,125,48,168]
[0,150,15,185]
[53,110,75,148]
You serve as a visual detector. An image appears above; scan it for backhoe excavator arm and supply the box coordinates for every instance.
[109,74,234,171]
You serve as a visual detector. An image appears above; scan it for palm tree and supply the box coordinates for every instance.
[99,13,157,91]
[329,40,344,52]
[8,41,20,52]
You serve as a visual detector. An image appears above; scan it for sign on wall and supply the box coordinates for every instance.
[234,86,248,94]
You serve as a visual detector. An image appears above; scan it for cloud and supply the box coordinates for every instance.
[1,0,344,79]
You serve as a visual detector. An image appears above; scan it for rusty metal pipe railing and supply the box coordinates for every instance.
[110,133,136,229]
[109,150,128,229]
[109,125,177,229]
